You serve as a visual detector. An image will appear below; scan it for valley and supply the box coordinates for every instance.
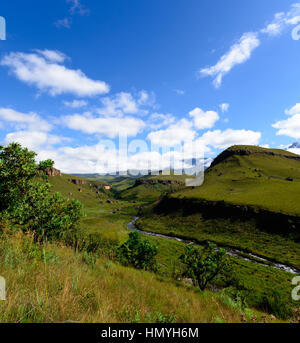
[1,144,299,323]
[44,145,300,320]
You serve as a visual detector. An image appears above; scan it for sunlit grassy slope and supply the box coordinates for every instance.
[172,145,300,215]
[119,173,190,202]
[0,230,280,323]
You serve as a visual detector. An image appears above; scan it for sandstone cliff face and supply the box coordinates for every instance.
[68,179,87,185]
[45,168,62,177]
[134,179,184,186]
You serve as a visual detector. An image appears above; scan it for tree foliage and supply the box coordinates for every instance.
[0,143,83,240]
[118,231,158,271]
[180,242,229,291]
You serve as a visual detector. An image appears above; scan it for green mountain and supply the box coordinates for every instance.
[170,145,300,216]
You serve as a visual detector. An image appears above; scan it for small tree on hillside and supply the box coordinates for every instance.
[0,143,83,240]
[118,231,158,271]
[180,242,229,291]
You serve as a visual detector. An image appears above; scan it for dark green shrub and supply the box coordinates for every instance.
[180,242,229,291]
[0,143,83,241]
[118,231,158,271]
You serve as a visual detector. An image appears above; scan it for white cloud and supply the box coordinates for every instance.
[261,13,286,36]
[138,90,156,106]
[174,89,185,95]
[34,49,67,63]
[261,4,300,36]
[1,50,110,97]
[272,103,300,138]
[98,92,139,116]
[67,0,89,16]
[189,108,219,130]
[4,131,65,151]
[200,33,260,88]
[0,108,51,131]
[220,103,230,113]
[63,99,88,108]
[97,91,155,117]
[54,18,72,29]
[199,129,261,149]
[200,3,300,88]
[55,0,89,28]
[147,119,196,147]
[148,113,175,130]
[32,141,207,175]
[288,148,300,156]
[285,103,300,115]
[63,113,145,138]
[272,113,300,139]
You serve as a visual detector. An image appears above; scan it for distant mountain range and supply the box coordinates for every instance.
[71,158,213,178]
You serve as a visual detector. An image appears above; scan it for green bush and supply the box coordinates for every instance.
[0,143,83,241]
[118,231,158,271]
[180,242,229,291]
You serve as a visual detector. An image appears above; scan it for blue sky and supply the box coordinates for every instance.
[1,0,300,173]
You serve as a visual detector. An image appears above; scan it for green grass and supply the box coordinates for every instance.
[135,214,298,315]
[137,212,300,269]
[119,173,190,202]
[172,145,300,215]
[1,229,278,323]
[41,163,300,320]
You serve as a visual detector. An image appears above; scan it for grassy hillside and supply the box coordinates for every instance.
[172,145,300,215]
[135,146,300,316]
[119,173,190,202]
[23,164,298,321]
[0,229,276,323]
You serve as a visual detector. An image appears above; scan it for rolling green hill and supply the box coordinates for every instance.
[119,173,191,202]
[172,145,300,215]
[137,145,300,276]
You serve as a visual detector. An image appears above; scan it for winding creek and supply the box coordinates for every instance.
[126,216,300,275]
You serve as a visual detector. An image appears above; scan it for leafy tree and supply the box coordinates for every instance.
[180,242,229,291]
[118,231,158,271]
[0,143,83,240]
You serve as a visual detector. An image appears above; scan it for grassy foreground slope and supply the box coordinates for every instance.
[0,230,272,323]
[173,145,300,215]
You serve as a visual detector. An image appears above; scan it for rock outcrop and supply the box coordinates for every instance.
[68,179,86,185]
[134,179,184,186]
[45,168,62,177]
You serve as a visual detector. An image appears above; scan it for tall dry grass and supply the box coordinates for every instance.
[0,230,274,323]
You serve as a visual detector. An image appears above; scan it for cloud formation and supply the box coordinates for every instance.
[199,129,261,149]
[261,3,300,36]
[147,119,196,147]
[200,33,260,88]
[63,113,145,138]
[63,100,88,108]
[0,108,51,131]
[220,103,230,113]
[200,3,300,87]
[55,0,89,28]
[1,50,110,97]
[189,108,219,130]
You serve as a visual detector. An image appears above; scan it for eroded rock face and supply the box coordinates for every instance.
[134,179,184,186]
[68,179,86,185]
[45,168,62,177]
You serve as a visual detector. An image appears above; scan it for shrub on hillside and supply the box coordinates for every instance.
[180,242,230,291]
[0,143,83,240]
[118,231,158,271]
